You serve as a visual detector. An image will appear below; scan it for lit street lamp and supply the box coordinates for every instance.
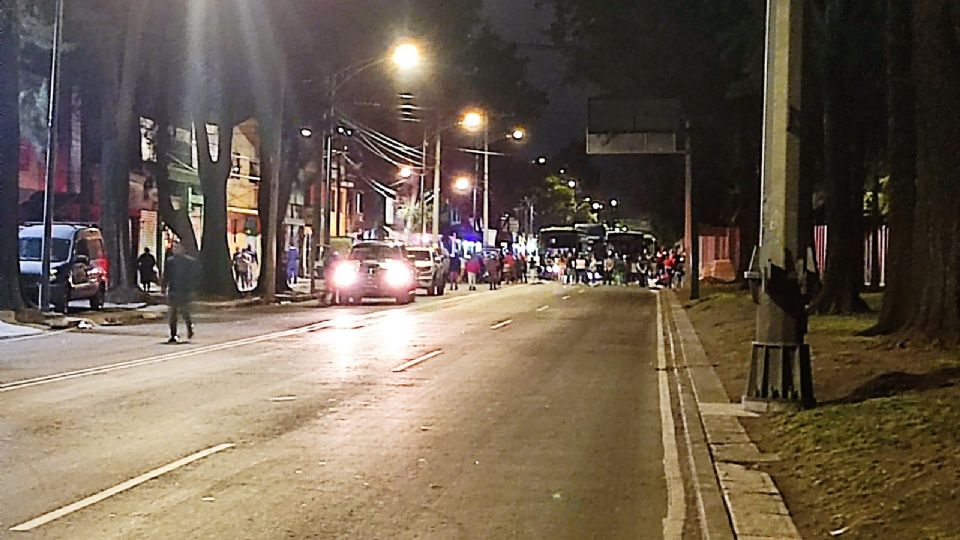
[454,176,472,192]
[299,127,314,138]
[567,180,577,189]
[309,40,423,297]
[610,199,619,207]
[399,166,414,179]
[511,128,526,141]
[391,42,422,71]
[535,156,548,165]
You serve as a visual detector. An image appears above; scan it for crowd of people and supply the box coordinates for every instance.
[542,247,686,288]
[450,250,530,291]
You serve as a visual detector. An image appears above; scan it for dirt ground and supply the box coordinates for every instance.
[685,285,960,540]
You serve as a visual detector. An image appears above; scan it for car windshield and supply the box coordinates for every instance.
[407,251,431,262]
[350,245,402,261]
[19,237,71,262]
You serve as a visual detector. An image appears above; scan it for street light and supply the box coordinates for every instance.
[454,176,472,192]
[567,180,577,189]
[391,42,422,70]
[460,110,485,131]
[399,166,414,179]
[299,127,314,138]
[535,156,548,165]
[510,128,526,141]
[610,199,619,207]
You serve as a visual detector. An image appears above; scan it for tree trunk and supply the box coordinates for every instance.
[152,118,198,256]
[195,115,238,298]
[254,134,297,296]
[0,0,24,312]
[811,0,869,315]
[875,0,917,333]
[902,0,960,345]
[98,4,148,299]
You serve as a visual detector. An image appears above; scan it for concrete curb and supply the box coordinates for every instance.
[666,292,802,540]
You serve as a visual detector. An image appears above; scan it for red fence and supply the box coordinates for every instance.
[698,226,741,282]
[813,224,888,288]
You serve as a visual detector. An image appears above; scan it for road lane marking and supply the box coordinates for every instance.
[489,319,513,330]
[0,328,71,344]
[0,320,335,393]
[578,289,585,294]
[665,304,712,539]
[9,443,235,532]
[561,295,571,300]
[391,350,444,373]
[536,305,550,312]
[657,293,686,539]
[0,288,525,394]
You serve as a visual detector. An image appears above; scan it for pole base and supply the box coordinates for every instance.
[743,341,815,411]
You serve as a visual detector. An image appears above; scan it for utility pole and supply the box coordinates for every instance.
[420,135,427,237]
[432,134,441,239]
[744,0,814,411]
[684,121,700,300]
[39,0,64,312]
[263,82,284,304]
[482,121,490,245]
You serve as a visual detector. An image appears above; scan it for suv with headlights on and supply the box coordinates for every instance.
[330,241,417,305]
[407,246,448,296]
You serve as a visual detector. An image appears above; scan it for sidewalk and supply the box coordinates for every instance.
[0,320,43,340]
[662,291,801,540]
[679,285,960,539]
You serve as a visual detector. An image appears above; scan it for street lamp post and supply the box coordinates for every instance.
[309,41,421,295]
[38,0,65,312]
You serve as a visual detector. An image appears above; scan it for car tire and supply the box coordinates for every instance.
[55,287,70,314]
[90,285,105,311]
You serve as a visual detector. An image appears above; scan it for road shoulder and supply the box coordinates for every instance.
[663,291,801,539]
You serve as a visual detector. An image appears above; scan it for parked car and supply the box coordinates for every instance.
[18,224,109,313]
[407,246,448,296]
[329,241,417,305]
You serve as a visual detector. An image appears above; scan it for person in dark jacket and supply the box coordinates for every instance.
[161,242,199,343]
[136,248,158,292]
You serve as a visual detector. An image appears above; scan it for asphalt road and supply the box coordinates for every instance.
[0,283,672,539]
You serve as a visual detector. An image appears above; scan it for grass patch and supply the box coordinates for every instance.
[765,389,960,538]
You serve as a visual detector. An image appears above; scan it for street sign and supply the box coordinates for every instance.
[586,98,684,155]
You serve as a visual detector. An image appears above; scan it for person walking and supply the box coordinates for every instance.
[465,254,481,291]
[448,254,462,291]
[136,247,158,292]
[286,244,300,286]
[161,242,199,344]
[486,254,501,290]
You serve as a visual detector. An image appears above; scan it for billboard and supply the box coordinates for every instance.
[586,97,684,155]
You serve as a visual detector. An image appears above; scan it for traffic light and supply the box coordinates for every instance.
[398,92,420,123]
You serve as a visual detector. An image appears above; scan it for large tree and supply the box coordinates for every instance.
[811,0,886,314]
[0,0,23,312]
[874,0,916,333]
[898,0,960,344]
[80,2,150,299]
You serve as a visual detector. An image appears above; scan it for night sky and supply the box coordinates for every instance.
[482,0,588,159]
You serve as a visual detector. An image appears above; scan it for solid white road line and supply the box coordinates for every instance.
[561,295,571,300]
[0,328,71,344]
[391,350,444,373]
[9,443,235,532]
[0,320,334,393]
[536,305,550,312]
[657,293,686,539]
[668,300,716,538]
[489,319,514,330]
[0,288,522,394]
